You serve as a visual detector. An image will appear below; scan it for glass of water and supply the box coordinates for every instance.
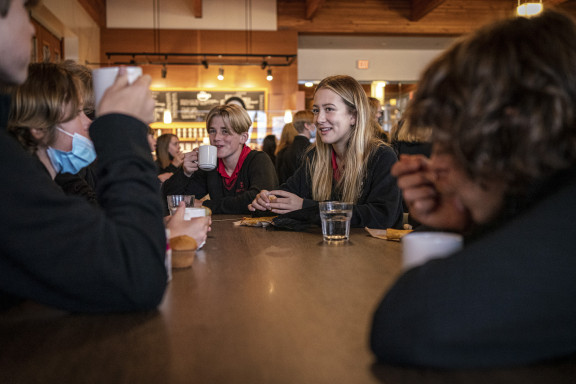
[166,195,195,215]
[319,201,353,242]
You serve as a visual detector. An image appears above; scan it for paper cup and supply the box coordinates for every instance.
[402,232,463,270]
[92,66,142,108]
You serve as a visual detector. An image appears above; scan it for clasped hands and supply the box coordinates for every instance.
[249,190,303,214]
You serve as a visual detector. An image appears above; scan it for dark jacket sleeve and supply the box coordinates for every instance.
[370,173,576,368]
[203,151,278,214]
[0,113,167,313]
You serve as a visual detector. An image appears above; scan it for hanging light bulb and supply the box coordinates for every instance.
[163,109,172,124]
[217,67,224,81]
[284,110,293,124]
[517,0,543,17]
[266,69,273,81]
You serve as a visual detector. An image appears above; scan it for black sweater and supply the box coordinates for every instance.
[0,95,167,313]
[162,150,278,214]
[281,145,403,229]
[371,166,576,368]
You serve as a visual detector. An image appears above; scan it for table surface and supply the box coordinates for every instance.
[2,216,575,384]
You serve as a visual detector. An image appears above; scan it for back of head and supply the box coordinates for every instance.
[8,62,81,152]
[262,134,277,157]
[292,110,314,134]
[206,104,252,135]
[224,96,247,110]
[406,9,576,192]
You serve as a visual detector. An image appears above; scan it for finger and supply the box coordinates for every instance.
[248,204,255,211]
[172,201,187,220]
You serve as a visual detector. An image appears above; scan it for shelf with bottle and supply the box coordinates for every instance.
[151,122,210,151]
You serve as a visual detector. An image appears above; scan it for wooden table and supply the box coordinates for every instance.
[0,215,403,383]
[2,216,575,383]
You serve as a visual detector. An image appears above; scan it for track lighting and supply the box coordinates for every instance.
[161,64,167,78]
[217,67,224,81]
[266,69,273,81]
[202,59,208,69]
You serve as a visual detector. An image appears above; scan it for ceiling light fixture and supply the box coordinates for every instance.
[266,69,273,81]
[517,0,543,17]
[161,64,167,78]
[217,67,224,81]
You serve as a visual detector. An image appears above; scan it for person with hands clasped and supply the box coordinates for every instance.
[371,10,576,368]
[250,75,403,229]
[162,104,278,214]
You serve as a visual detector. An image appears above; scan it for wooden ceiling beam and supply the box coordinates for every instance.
[78,0,106,28]
[192,0,202,18]
[411,0,447,21]
[306,0,327,20]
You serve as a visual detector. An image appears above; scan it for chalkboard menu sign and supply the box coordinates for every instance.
[152,89,266,123]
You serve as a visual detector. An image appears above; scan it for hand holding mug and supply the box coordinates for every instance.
[183,150,199,177]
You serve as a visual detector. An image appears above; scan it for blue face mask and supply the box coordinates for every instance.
[309,124,317,139]
[46,128,97,174]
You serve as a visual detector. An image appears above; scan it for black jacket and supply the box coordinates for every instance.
[162,149,278,214]
[0,94,167,313]
[371,166,576,368]
[281,145,403,229]
[277,136,311,184]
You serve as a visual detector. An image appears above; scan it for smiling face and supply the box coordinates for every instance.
[312,88,356,151]
[208,115,248,163]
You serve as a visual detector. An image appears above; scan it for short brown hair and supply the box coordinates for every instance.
[292,110,313,134]
[406,10,576,193]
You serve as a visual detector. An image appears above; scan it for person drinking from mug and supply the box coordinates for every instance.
[162,104,278,214]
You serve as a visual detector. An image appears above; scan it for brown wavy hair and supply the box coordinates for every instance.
[7,62,81,153]
[156,133,178,169]
[406,10,576,193]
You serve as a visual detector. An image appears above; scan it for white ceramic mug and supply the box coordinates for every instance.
[92,66,143,108]
[198,145,217,171]
[401,232,463,270]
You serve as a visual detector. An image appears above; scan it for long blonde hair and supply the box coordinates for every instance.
[275,122,297,155]
[309,75,383,203]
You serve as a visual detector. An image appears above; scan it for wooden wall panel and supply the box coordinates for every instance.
[100,28,300,127]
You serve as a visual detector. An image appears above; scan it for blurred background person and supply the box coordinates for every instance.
[369,96,389,143]
[156,133,184,182]
[261,134,277,165]
[278,110,315,184]
[275,122,298,184]
[391,118,431,158]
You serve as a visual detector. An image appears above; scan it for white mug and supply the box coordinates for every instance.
[198,145,217,171]
[92,66,143,108]
[401,232,463,270]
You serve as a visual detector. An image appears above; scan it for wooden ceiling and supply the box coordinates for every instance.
[80,0,576,36]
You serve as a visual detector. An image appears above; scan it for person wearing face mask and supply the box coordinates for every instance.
[7,62,98,204]
[276,110,316,184]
